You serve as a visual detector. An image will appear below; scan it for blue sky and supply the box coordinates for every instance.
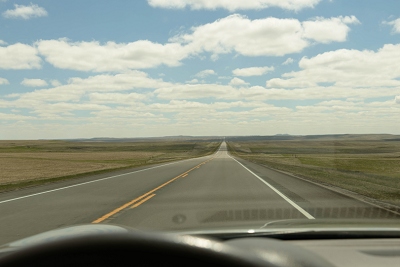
[0,0,400,139]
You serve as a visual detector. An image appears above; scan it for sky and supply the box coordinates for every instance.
[0,0,400,139]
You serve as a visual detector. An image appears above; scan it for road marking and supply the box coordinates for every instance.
[0,157,208,205]
[92,158,214,223]
[181,174,188,178]
[92,194,154,223]
[228,154,315,220]
[130,194,156,209]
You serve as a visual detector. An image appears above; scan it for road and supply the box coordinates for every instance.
[0,142,397,244]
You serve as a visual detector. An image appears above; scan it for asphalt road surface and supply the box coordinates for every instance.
[0,142,398,244]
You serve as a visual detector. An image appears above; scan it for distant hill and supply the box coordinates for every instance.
[61,134,400,143]
[68,136,223,143]
[225,134,400,142]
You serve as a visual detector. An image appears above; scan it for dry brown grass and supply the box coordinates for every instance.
[228,139,400,207]
[0,158,127,184]
[0,151,163,161]
[0,140,220,189]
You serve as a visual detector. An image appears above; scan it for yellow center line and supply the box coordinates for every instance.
[92,157,214,224]
[130,194,156,208]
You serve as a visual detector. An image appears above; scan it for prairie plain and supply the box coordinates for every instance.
[0,139,220,192]
[227,135,400,207]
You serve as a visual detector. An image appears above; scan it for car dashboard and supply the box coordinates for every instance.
[0,224,399,267]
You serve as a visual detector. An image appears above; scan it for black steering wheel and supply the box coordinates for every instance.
[0,231,274,267]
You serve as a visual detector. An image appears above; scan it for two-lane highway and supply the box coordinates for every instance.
[0,154,213,244]
[0,142,398,244]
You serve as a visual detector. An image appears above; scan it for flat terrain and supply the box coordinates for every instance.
[227,136,400,207]
[0,142,397,244]
[0,139,220,192]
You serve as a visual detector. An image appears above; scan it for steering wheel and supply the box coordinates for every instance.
[0,231,274,267]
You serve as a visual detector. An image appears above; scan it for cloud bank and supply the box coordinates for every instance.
[148,0,321,11]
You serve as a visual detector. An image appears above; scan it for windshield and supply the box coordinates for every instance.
[0,0,399,244]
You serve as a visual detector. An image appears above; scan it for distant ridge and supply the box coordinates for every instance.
[225,134,400,141]
[68,136,223,142]
[56,134,400,143]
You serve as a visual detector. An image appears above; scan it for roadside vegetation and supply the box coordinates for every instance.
[227,135,400,208]
[0,139,221,192]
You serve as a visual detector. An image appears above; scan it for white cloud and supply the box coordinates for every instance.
[172,15,308,57]
[11,71,170,106]
[0,78,9,85]
[186,78,200,84]
[2,4,47,19]
[148,0,321,11]
[171,15,358,58]
[2,75,400,137]
[267,43,400,89]
[233,66,274,76]
[195,69,216,78]
[384,18,400,34]
[229,77,249,87]
[44,103,108,112]
[282,58,294,65]
[302,16,360,44]
[147,100,266,115]
[89,93,147,105]
[37,39,189,72]
[50,80,62,87]
[210,54,220,61]
[155,84,236,100]
[29,15,359,73]
[149,100,209,112]
[21,78,48,87]
[0,43,41,69]
[395,96,400,104]
[0,40,7,46]
[0,112,36,121]
[154,81,400,102]
[3,94,20,99]
[0,71,170,122]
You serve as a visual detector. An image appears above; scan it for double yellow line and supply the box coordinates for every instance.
[92,157,214,223]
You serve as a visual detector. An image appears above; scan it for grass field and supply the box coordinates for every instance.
[227,136,400,207]
[0,140,220,192]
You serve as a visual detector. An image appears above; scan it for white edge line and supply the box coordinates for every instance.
[228,154,315,220]
[258,162,400,217]
[0,156,208,205]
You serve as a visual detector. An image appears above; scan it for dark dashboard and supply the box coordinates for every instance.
[0,224,399,267]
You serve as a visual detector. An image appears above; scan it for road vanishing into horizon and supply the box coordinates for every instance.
[0,142,398,244]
